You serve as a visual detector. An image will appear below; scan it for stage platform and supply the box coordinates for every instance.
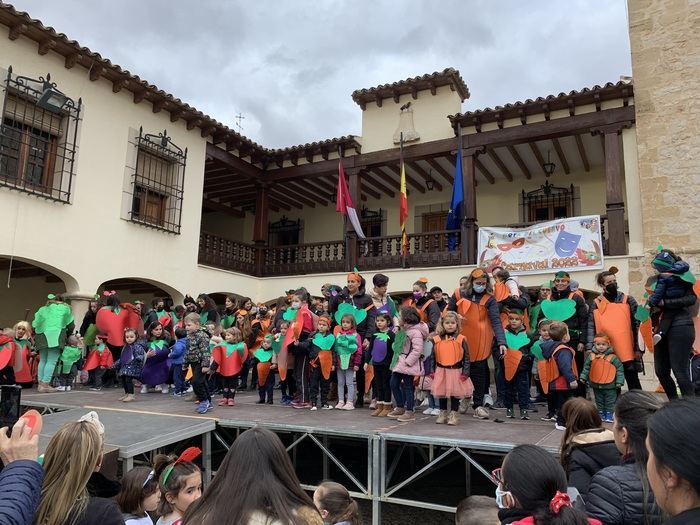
[22,387,567,524]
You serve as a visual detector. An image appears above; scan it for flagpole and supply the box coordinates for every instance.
[400,131,406,266]
[339,146,349,269]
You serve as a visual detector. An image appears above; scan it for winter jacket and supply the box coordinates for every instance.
[655,287,697,327]
[564,428,620,496]
[665,508,700,525]
[587,291,640,352]
[410,295,442,332]
[184,328,211,367]
[580,347,624,389]
[649,261,692,306]
[585,456,663,525]
[448,289,507,346]
[392,322,429,376]
[547,288,589,345]
[0,459,43,525]
[64,497,124,525]
[541,339,577,391]
[169,338,187,365]
[115,342,146,378]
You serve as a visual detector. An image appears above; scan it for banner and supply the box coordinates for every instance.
[477,215,604,275]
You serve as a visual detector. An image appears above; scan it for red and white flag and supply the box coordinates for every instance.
[336,159,365,239]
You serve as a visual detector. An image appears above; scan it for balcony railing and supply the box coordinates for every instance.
[199,215,619,277]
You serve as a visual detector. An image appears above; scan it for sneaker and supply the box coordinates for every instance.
[342,402,355,410]
[310,406,318,411]
[541,413,556,422]
[534,394,547,403]
[89,386,102,391]
[435,410,448,424]
[387,407,406,419]
[520,409,529,420]
[419,398,429,407]
[161,385,169,394]
[196,401,213,414]
[155,384,162,392]
[430,408,441,416]
[506,408,514,418]
[458,398,470,414]
[217,399,228,406]
[369,400,377,410]
[56,386,66,392]
[447,411,459,426]
[281,398,292,406]
[321,404,333,410]
[335,401,346,410]
[227,398,235,407]
[473,406,489,420]
[123,394,135,402]
[483,393,494,408]
[140,385,148,394]
[604,411,614,423]
[66,386,72,392]
[397,410,416,422]
[555,423,566,431]
[422,407,434,415]
[652,333,662,345]
[186,386,193,393]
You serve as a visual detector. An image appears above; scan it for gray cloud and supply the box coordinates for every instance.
[10,0,631,148]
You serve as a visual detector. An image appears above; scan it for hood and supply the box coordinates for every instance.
[406,322,429,338]
[541,339,560,359]
[571,428,615,446]
[592,346,616,358]
[87,471,121,499]
[0,334,13,345]
[551,287,572,300]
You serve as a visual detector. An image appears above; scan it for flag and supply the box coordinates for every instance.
[336,159,365,239]
[399,145,408,257]
[446,151,463,251]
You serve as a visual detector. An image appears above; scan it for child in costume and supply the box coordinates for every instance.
[184,313,213,414]
[85,335,114,391]
[538,321,579,430]
[116,466,160,525]
[115,328,146,402]
[404,278,441,332]
[276,320,296,406]
[245,305,271,390]
[255,334,277,405]
[532,320,557,422]
[211,327,248,407]
[56,335,81,392]
[298,314,335,411]
[285,289,316,408]
[430,311,472,426]
[365,312,395,417]
[580,334,624,423]
[12,321,35,387]
[221,296,238,329]
[388,306,429,423]
[154,448,203,525]
[141,321,172,395]
[334,313,362,410]
[234,310,253,389]
[0,329,16,385]
[205,320,223,395]
[502,309,534,420]
[169,327,188,397]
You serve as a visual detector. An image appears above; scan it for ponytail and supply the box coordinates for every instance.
[316,481,362,525]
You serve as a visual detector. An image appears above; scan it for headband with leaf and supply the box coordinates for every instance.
[162,446,202,485]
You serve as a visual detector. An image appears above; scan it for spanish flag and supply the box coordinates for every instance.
[399,135,408,256]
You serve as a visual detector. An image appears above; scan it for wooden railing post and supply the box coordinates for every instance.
[461,146,483,265]
[593,123,632,256]
[252,182,269,276]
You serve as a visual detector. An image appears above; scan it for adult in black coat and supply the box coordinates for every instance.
[585,391,663,525]
[329,271,376,407]
[560,397,620,496]
[79,300,99,337]
[646,398,700,525]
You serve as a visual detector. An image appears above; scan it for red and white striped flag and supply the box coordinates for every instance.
[336,159,365,239]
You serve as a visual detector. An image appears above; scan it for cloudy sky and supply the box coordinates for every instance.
[11,0,632,149]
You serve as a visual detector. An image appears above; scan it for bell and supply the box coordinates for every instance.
[393,108,420,144]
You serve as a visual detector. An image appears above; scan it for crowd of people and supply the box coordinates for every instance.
[1,248,696,425]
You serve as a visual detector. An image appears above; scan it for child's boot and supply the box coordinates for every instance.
[371,402,385,417]
[447,411,459,426]
[436,410,448,424]
[378,403,393,417]
[520,408,529,420]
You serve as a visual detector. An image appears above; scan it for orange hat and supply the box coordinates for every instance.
[237,309,248,316]
[593,334,610,344]
[347,271,362,282]
[471,268,486,279]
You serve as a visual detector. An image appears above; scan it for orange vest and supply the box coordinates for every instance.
[494,281,510,302]
[455,291,494,362]
[403,298,435,323]
[432,335,466,367]
[593,294,634,362]
[589,353,617,384]
[537,344,578,394]
[250,319,271,352]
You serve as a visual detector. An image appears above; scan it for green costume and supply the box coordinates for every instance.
[59,345,81,374]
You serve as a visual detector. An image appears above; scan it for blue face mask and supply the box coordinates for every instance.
[473,284,486,294]
[495,486,512,509]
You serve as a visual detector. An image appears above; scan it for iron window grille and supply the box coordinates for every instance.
[520,182,576,222]
[0,67,81,203]
[129,127,187,234]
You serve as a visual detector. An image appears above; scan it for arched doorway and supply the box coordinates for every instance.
[97,278,182,306]
[0,256,78,327]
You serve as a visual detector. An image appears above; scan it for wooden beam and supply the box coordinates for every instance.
[170,110,182,123]
[574,134,590,172]
[408,162,443,192]
[8,23,27,41]
[361,170,395,198]
[253,184,269,244]
[425,158,454,185]
[133,90,147,104]
[64,53,81,69]
[305,176,336,195]
[551,137,570,174]
[385,165,426,194]
[202,198,245,218]
[529,142,548,176]
[486,149,513,182]
[360,179,381,200]
[206,143,261,179]
[474,158,495,184]
[152,99,166,114]
[112,78,128,93]
[205,188,257,200]
[506,145,531,179]
[268,188,303,209]
[286,180,328,207]
[89,64,104,81]
[369,168,401,191]
[37,40,56,56]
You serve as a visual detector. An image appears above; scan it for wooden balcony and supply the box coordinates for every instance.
[198,215,620,277]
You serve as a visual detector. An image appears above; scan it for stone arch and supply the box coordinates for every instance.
[0,255,81,327]
[97,277,184,306]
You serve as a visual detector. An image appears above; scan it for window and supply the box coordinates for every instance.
[0,68,80,203]
[360,207,385,237]
[421,211,450,252]
[268,216,302,247]
[128,128,187,234]
[521,182,575,223]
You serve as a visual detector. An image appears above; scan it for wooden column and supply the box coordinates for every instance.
[345,168,361,271]
[461,147,482,264]
[595,124,629,256]
[253,183,269,275]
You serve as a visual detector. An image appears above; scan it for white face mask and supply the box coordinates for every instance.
[291,301,301,309]
[473,284,486,293]
[495,486,512,509]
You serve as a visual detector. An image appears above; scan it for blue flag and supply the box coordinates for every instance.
[446,153,463,250]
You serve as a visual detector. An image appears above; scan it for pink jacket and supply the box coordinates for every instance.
[392,322,429,376]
